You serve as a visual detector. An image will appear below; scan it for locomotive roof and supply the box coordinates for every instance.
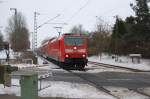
[41,33,86,46]
[41,37,57,46]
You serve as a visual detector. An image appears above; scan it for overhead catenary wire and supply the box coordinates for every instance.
[95,4,130,30]
[37,14,61,29]
[96,2,131,21]
[67,0,91,22]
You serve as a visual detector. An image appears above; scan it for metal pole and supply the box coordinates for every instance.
[33,13,60,50]
[54,27,62,37]
[33,12,39,50]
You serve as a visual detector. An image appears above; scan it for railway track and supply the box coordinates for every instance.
[66,60,150,98]
[67,70,120,99]
[132,89,150,98]
[37,55,150,98]
[68,70,150,99]
[37,55,119,98]
[88,61,150,72]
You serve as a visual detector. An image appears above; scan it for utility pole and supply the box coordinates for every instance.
[32,13,60,50]
[33,12,40,50]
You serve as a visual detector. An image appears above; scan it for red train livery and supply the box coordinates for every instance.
[40,33,88,69]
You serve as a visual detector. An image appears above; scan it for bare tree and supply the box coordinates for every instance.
[70,24,88,35]
[6,12,30,52]
[0,32,4,50]
[92,17,111,59]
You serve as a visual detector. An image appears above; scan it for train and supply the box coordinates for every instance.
[39,33,88,69]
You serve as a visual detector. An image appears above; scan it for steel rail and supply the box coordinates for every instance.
[37,53,120,99]
[67,70,120,99]
[129,88,150,98]
[88,61,150,72]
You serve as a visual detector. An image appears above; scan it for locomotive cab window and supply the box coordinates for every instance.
[64,37,84,46]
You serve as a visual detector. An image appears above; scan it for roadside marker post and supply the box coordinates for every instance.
[20,73,38,99]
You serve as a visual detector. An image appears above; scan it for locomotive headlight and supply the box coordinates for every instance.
[65,54,69,58]
[82,54,86,58]
[73,46,77,50]
[65,49,73,53]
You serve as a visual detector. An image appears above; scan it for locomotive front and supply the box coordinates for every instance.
[62,34,88,69]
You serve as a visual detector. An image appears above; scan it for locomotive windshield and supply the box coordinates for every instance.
[65,37,84,46]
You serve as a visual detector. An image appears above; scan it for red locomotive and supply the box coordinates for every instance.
[40,33,88,69]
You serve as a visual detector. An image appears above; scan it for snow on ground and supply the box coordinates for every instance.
[88,54,150,71]
[0,50,7,59]
[84,64,132,73]
[0,50,15,59]
[1,54,149,98]
[11,64,37,69]
[104,86,149,99]
[138,87,150,96]
[39,81,115,99]
[2,79,149,99]
[38,57,45,65]
[0,79,20,96]
[0,79,115,99]
[10,57,57,69]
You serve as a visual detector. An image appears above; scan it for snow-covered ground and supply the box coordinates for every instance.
[0,57,116,98]
[0,50,15,59]
[138,87,150,96]
[104,87,149,99]
[1,54,150,98]
[0,79,115,99]
[39,81,115,98]
[88,54,150,71]
[1,79,150,99]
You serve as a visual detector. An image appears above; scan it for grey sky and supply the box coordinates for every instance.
[0,0,134,46]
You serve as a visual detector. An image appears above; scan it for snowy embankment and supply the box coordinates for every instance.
[88,55,150,71]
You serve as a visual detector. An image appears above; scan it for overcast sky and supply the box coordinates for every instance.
[0,0,135,46]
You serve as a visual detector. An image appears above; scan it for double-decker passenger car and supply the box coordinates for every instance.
[40,33,88,69]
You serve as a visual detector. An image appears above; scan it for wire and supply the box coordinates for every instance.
[68,0,91,22]
[37,14,61,29]
[101,7,120,16]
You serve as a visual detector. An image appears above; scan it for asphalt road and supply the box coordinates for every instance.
[43,68,86,83]
[38,67,150,89]
[37,55,150,89]
[12,64,150,89]
[74,72,150,89]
